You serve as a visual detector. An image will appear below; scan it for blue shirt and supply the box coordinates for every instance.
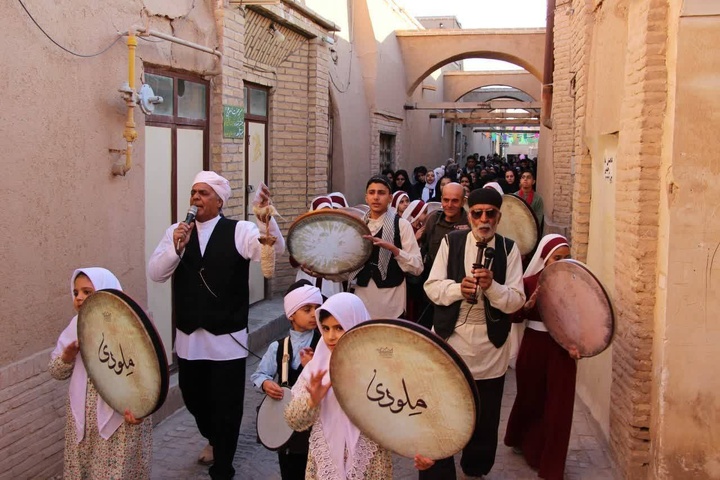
[251,329,317,389]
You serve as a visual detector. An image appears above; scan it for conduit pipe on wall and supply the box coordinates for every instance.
[133,28,223,57]
[112,32,138,176]
[541,0,555,130]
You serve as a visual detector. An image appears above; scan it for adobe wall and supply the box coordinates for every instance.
[0,0,218,477]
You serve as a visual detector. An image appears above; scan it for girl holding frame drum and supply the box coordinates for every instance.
[284,293,434,479]
[49,268,152,480]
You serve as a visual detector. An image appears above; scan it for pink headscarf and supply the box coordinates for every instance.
[51,268,125,442]
[296,293,371,478]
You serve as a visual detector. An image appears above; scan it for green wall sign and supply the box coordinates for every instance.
[223,105,245,139]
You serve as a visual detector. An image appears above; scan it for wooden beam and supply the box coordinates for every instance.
[448,118,541,126]
[437,111,537,119]
[405,100,541,110]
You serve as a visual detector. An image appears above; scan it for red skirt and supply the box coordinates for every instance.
[504,328,577,480]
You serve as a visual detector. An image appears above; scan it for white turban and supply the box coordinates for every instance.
[193,171,232,206]
[284,284,323,318]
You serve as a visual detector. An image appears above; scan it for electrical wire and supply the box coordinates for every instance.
[17,0,124,58]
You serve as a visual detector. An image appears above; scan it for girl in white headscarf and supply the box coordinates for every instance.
[284,293,433,478]
[49,268,152,479]
[421,167,443,202]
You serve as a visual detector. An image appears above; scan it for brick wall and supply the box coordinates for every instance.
[0,350,66,480]
[550,2,575,233]
[370,113,404,175]
[609,0,667,477]
[214,4,332,296]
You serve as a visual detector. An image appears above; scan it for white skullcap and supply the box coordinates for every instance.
[284,284,323,318]
[193,171,232,206]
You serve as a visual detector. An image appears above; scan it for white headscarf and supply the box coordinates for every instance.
[284,284,323,318]
[193,171,232,206]
[51,268,125,442]
[483,181,504,196]
[296,293,371,479]
[524,234,570,278]
[421,167,443,202]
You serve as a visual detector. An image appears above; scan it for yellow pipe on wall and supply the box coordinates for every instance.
[113,32,138,176]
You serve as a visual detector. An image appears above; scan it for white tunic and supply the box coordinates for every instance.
[148,214,285,361]
[424,232,525,379]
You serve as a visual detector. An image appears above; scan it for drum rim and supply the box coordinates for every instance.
[330,318,480,458]
[501,193,541,255]
[256,386,294,451]
[538,259,615,357]
[287,209,373,275]
[78,289,169,417]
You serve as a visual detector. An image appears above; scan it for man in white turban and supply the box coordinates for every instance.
[148,170,285,480]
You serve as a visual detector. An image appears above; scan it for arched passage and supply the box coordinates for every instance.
[395,28,545,95]
[443,71,541,102]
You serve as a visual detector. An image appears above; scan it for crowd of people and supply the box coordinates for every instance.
[50,158,576,480]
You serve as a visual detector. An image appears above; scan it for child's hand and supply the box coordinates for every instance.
[61,341,80,364]
[124,409,142,425]
[262,380,285,400]
[305,370,331,408]
[524,287,540,310]
[299,347,314,367]
[414,454,435,471]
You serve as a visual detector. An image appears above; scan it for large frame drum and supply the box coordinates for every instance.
[497,193,540,256]
[77,289,169,418]
[287,210,373,275]
[330,319,479,460]
[536,259,615,357]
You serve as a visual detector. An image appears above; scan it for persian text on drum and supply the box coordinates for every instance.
[98,333,136,377]
[366,369,427,416]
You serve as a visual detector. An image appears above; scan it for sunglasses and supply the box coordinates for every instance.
[469,208,499,220]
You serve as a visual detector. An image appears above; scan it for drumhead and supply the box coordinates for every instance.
[288,210,373,275]
[77,289,169,418]
[536,259,614,357]
[257,387,294,450]
[330,319,479,460]
[498,194,540,255]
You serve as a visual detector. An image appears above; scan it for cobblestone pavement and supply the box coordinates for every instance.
[152,357,617,480]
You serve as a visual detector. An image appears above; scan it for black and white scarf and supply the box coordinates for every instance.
[349,210,396,283]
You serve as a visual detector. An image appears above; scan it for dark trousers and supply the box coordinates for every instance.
[419,375,506,479]
[278,450,308,480]
[178,357,246,480]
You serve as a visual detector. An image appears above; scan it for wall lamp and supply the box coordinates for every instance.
[269,23,286,43]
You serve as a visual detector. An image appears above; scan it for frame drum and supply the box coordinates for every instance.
[330,319,479,460]
[77,289,169,418]
[288,210,373,275]
[498,194,540,256]
[256,387,294,450]
[536,259,615,357]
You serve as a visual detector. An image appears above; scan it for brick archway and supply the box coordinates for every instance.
[443,70,541,102]
[395,28,545,95]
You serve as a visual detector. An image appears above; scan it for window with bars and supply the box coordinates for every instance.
[379,133,395,172]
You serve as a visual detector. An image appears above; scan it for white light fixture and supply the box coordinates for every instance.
[268,23,286,43]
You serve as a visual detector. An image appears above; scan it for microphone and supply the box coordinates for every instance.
[184,205,198,224]
[482,247,495,270]
[177,205,198,251]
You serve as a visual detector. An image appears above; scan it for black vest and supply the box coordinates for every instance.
[355,214,404,289]
[274,329,322,388]
[273,329,322,454]
[173,217,250,335]
[433,231,514,348]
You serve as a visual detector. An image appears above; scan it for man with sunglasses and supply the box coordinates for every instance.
[422,187,525,480]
